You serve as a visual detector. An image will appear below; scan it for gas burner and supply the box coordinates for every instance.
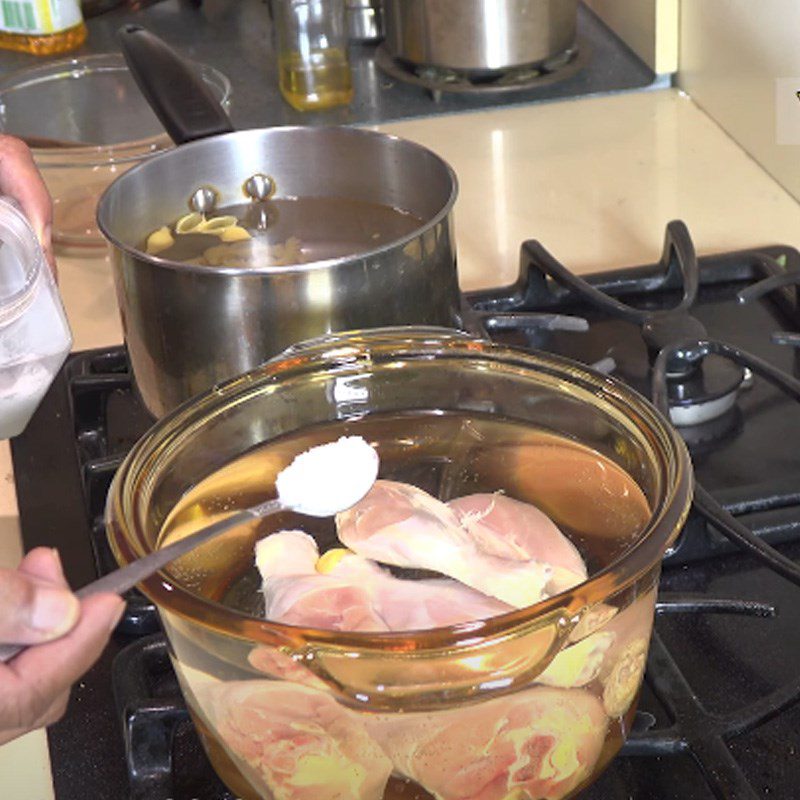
[653,335,800,587]
[374,41,588,101]
[667,405,742,452]
[464,224,800,578]
[529,221,751,427]
[473,220,749,426]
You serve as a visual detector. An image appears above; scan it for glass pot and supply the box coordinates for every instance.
[106,328,692,800]
[0,53,231,246]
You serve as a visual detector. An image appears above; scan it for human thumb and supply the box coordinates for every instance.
[0,567,80,646]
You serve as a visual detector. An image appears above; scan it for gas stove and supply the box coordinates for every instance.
[11,221,800,800]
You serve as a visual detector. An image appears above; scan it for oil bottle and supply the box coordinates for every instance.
[0,0,86,56]
[274,0,354,111]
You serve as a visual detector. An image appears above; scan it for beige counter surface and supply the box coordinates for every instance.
[4,86,800,797]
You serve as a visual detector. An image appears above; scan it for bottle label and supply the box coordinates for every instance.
[0,0,82,34]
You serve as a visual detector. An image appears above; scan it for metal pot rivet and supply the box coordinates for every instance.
[189,186,219,215]
[244,173,276,201]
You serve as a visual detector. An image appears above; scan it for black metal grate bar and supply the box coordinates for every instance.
[773,331,800,346]
[625,632,800,800]
[736,260,800,304]
[655,594,775,617]
[112,635,233,800]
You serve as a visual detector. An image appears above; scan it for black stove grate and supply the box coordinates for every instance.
[11,221,800,800]
[476,221,800,586]
[467,225,800,569]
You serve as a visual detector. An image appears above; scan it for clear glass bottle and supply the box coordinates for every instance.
[0,0,86,56]
[274,0,354,111]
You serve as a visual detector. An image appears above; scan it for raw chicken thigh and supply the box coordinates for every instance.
[448,493,588,595]
[256,530,387,631]
[364,686,608,800]
[336,481,587,607]
[237,485,613,800]
[256,530,513,631]
[202,680,393,800]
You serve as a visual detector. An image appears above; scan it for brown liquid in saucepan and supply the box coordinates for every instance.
[144,197,425,267]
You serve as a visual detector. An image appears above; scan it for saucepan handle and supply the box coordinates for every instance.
[117,24,235,145]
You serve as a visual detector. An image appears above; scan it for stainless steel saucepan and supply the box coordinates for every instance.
[383,0,578,73]
[97,27,460,418]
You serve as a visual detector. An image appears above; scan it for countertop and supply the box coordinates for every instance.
[0,0,658,128]
[53,88,800,335]
[5,77,800,800]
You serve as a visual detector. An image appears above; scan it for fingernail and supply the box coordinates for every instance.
[107,597,126,635]
[30,586,80,636]
[40,221,51,249]
[50,548,66,580]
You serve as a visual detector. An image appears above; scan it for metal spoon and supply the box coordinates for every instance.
[0,436,379,663]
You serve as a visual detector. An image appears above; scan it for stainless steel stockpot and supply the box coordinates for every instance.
[383,0,578,73]
[96,126,460,418]
[346,0,385,41]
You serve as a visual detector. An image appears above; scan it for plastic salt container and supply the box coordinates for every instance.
[0,197,71,438]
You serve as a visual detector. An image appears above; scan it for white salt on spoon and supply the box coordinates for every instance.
[276,435,379,516]
[0,435,379,663]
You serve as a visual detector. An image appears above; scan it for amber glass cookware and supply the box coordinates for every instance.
[106,329,692,800]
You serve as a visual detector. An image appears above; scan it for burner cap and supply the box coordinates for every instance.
[678,405,742,450]
[642,312,708,375]
[666,355,745,426]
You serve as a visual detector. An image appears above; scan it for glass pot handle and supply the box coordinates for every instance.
[269,326,479,362]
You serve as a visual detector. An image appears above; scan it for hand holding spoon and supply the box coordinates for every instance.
[0,436,379,663]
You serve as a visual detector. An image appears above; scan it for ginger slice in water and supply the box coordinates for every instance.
[602,637,648,717]
[218,225,252,242]
[174,212,205,234]
[200,236,303,268]
[197,215,238,232]
[145,225,175,255]
[145,213,253,257]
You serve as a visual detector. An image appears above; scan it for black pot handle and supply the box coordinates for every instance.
[117,24,235,145]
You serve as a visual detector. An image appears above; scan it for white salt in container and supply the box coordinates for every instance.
[0,197,71,438]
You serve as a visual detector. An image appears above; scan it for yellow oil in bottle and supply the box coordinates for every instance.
[0,19,86,54]
[0,0,86,56]
[278,46,353,111]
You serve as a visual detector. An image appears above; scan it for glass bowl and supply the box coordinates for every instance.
[106,328,692,800]
[0,53,231,247]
